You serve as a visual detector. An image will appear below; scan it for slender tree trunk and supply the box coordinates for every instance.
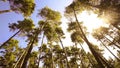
[112,24,120,30]
[21,20,47,68]
[80,56,85,68]
[99,39,120,61]
[0,9,12,14]
[107,34,120,45]
[78,47,85,68]
[104,35,120,49]
[58,36,70,68]
[49,42,55,68]
[51,48,54,68]
[13,50,26,68]
[37,47,41,68]
[0,30,21,49]
[87,53,95,68]
[79,43,95,68]
[98,53,114,68]
[72,45,79,68]
[37,34,45,68]
[21,33,38,68]
[72,4,105,68]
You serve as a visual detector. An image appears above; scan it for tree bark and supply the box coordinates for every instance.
[37,34,45,68]
[79,43,94,68]
[100,39,120,61]
[72,45,79,68]
[108,34,120,45]
[0,9,12,14]
[58,36,70,68]
[21,20,47,68]
[104,36,120,49]
[13,50,26,68]
[72,4,105,68]
[78,46,85,68]
[112,24,120,30]
[0,30,21,49]
[21,35,37,68]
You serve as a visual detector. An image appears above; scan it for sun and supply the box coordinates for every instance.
[78,11,107,33]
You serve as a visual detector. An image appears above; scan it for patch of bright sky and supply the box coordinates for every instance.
[60,16,74,46]
[77,10,108,33]
[0,1,24,45]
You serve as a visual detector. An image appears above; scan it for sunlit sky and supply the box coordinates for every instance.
[78,11,108,33]
[61,10,117,59]
[0,0,117,59]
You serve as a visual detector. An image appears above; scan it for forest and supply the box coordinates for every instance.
[0,0,120,68]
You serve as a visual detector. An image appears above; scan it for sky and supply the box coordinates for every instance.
[0,0,73,47]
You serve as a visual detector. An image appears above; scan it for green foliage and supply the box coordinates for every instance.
[71,31,83,43]
[0,39,22,68]
[55,26,64,36]
[28,51,38,68]
[9,18,35,32]
[65,0,91,17]
[9,0,35,17]
[38,6,61,22]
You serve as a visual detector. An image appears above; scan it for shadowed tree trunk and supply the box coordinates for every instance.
[104,35,120,49]
[71,3,116,67]
[21,19,47,68]
[78,46,85,68]
[72,5,105,68]
[13,50,26,68]
[51,45,55,68]
[58,36,70,68]
[21,28,40,68]
[0,9,12,14]
[112,24,120,30]
[79,43,95,67]
[21,34,37,68]
[99,39,120,61]
[72,45,79,68]
[107,33,120,45]
[0,30,21,49]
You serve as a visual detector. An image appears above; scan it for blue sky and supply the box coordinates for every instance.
[0,0,73,47]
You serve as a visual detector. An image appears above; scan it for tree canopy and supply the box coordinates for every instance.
[0,0,120,68]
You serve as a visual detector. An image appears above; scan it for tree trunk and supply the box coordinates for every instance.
[21,33,38,68]
[99,39,120,61]
[48,42,55,68]
[104,36,120,49]
[107,34,120,45]
[78,47,85,68]
[21,20,47,68]
[58,36,70,68]
[79,43,94,68]
[112,24,120,30]
[0,30,21,49]
[13,50,26,68]
[72,45,79,68]
[0,9,12,14]
[72,4,105,68]
[51,48,54,68]
[37,34,45,68]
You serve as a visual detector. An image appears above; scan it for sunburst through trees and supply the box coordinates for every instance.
[0,0,120,68]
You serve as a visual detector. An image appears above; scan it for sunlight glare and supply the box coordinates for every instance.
[78,11,107,33]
